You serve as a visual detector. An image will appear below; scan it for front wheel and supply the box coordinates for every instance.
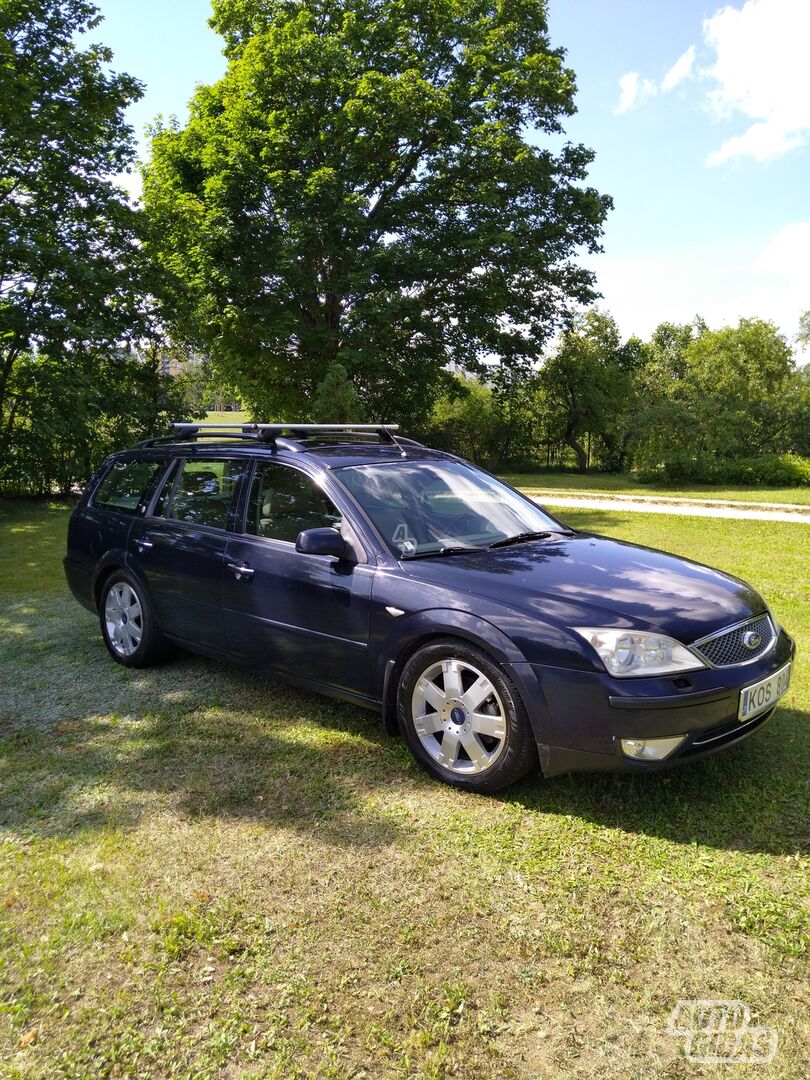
[99,571,167,668]
[397,638,537,793]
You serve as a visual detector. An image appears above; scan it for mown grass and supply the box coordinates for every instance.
[502,470,810,507]
[205,410,252,426]
[0,500,808,1078]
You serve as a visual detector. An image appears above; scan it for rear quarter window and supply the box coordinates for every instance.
[93,459,165,515]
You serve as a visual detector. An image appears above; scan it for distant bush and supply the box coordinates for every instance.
[636,453,810,487]
[0,349,197,498]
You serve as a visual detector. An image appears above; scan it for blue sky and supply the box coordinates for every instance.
[95,0,809,349]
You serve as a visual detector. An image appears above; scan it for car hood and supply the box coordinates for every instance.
[399,533,764,643]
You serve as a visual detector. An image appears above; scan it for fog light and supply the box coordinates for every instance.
[620,735,686,761]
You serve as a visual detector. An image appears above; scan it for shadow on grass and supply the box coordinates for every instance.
[1,589,807,859]
[0,690,409,849]
[0,593,410,849]
[504,704,810,856]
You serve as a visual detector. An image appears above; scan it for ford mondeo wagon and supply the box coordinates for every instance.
[63,423,795,792]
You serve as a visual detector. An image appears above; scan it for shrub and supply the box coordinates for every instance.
[636,453,810,487]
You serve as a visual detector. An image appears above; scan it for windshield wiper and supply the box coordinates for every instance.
[487,530,552,550]
[401,544,480,560]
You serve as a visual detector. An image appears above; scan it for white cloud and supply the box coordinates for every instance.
[754,221,810,279]
[614,72,657,115]
[614,46,694,115]
[706,122,804,166]
[703,0,810,166]
[661,45,695,93]
[585,223,810,355]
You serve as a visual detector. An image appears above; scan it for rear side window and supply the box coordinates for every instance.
[93,459,165,515]
[161,459,245,530]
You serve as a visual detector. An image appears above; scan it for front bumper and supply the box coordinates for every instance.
[508,628,796,777]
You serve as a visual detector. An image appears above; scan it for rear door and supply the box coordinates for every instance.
[129,456,250,650]
[82,455,169,570]
[223,460,375,696]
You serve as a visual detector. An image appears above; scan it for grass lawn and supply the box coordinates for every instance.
[0,500,808,1078]
[502,470,810,507]
[205,410,252,426]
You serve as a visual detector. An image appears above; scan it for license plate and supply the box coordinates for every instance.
[738,662,791,721]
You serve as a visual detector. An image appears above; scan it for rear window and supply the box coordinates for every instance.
[93,459,165,515]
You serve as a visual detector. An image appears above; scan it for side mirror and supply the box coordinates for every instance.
[295,527,348,559]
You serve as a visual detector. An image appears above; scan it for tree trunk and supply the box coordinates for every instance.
[564,422,588,472]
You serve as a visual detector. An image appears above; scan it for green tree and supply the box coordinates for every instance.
[630,317,803,477]
[0,0,145,456]
[629,320,700,469]
[425,373,498,464]
[787,365,810,456]
[312,361,363,421]
[143,0,611,427]
[680,318,794,459]
[487,362,539,467]
[160,346,242,415]
[537,310,634,471]
[2,346,190,495]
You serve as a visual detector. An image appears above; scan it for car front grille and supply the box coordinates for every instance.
[692,613,776,667]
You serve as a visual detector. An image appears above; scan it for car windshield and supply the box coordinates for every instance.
[337,459,565,558]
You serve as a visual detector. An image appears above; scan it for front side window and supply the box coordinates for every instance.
[337,459,561,557]
[245,462,342,542]
[162,459,245,530]
[93,458,165,515]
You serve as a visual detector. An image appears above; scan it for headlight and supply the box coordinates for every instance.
[573,627,706,678]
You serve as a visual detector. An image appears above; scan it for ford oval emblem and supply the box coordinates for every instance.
[743,630,762,650]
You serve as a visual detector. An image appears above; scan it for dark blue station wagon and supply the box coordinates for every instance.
[64,423,795,792]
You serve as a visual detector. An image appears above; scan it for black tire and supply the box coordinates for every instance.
[397,637,537,793]
[99,570,168,668]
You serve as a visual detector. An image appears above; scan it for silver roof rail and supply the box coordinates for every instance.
[144,422,410,454]
[171,422,399,435]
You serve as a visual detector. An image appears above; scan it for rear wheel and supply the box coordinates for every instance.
[99,571,167,668]
[397,638,537,792]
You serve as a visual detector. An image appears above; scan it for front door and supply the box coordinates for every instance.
[223,461,374,696]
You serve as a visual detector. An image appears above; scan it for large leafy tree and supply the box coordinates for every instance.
[0,0,144,458]
[681,319,797,458]
[626,316,810,478]
[537,310,636,471]
[143,0,611,424]
[633,318,796,469]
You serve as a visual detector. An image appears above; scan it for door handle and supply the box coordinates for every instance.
[136,538,154,552]
[226,561,255,580]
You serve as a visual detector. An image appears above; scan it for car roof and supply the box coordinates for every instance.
[120,439,452,470]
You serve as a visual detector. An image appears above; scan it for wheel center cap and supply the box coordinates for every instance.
[121,612,128,625]
[450,706,466,725]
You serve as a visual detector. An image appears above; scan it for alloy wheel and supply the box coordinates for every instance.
[104,582,143,658]
[410,657,508,774]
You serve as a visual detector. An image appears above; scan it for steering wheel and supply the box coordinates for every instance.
[434,510,485,536]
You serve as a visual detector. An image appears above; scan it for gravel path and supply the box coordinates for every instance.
[531,491,810,524]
